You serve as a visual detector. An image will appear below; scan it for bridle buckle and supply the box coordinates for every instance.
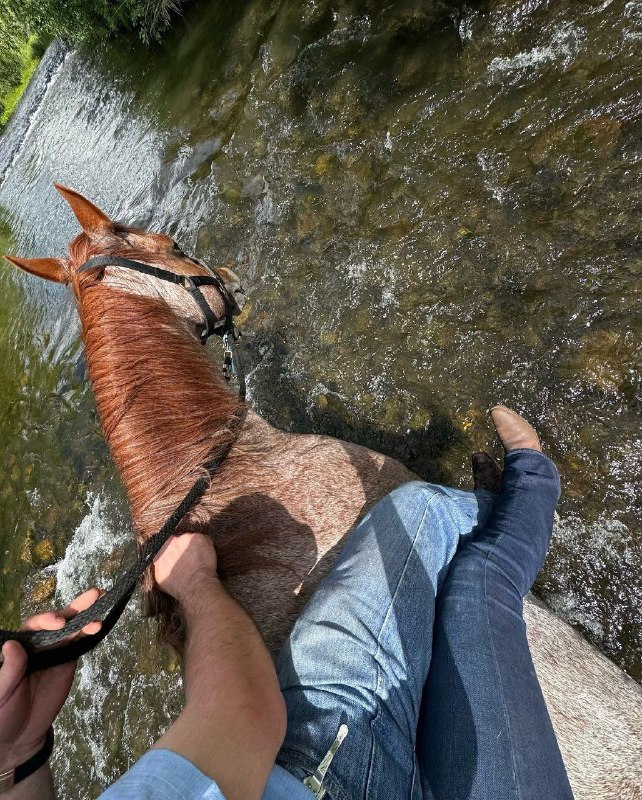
[222,332,235,382]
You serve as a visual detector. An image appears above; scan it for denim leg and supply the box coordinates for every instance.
[419,450,574,800]
[276,481,493,800]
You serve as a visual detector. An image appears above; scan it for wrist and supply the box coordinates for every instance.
[0,728,54,794]
[0,763,54,799]
[0,735,47,774]
[177,569,223,611]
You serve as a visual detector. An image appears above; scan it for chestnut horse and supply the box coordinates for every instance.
[6,186,642,800]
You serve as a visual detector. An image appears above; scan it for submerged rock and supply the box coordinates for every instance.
[31,575,56,603]
[569,329,635,395]
[33,537,55,564]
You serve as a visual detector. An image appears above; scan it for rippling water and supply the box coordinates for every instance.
[0,0,640,795]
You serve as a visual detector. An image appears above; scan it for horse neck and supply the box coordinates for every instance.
[76,279,251,537]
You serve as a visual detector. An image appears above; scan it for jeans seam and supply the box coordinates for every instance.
[365,489,436,798]
[372,489,435,706]
[365,706,380,800]
[482,473,528,800]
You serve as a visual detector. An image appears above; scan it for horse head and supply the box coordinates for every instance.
[5,184,246,342]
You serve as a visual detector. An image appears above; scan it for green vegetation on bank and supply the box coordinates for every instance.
[0,0,185,131]
[14,0,185,44]
[0,35,46,129]
[0,2,35,128]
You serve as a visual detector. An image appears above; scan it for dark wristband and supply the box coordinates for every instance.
[0,727,54,793]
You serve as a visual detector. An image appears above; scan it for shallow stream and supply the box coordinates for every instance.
[0,1,640,795]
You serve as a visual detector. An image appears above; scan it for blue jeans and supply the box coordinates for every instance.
[275,450,574,800]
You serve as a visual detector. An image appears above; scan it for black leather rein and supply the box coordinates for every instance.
[0,476,212,673]
[0,255,248,672]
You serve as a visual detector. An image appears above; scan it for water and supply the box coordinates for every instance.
[0,0,640,795]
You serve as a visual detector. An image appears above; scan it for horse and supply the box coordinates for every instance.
[6,185,642,800]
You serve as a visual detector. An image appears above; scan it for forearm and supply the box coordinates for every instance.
[156,575,286,800]
[2,764,55,800]
[182,576,280,715]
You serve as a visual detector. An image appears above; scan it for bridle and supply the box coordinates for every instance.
[78,253,247,398]
[0,252,248,671]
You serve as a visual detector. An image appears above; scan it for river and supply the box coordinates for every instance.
[0,0,640,796]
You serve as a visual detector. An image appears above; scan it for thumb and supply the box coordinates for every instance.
[0,641,28,704]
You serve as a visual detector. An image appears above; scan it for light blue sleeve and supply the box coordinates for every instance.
[98,749,315,800]
[98,750,225,800]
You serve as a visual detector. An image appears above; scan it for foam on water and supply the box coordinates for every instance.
[488,0,556,36]
[488,22,585,77]
[623,0,642,37]
[541,513,642,670]
[54,493,129,606]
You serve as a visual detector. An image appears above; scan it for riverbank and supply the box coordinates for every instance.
[0,0,186,133]
[0,35,48,131]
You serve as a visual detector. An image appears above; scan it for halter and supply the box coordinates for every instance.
[78,254,246,399]
[0,253,248,671]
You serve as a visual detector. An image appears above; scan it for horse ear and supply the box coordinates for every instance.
[5,255,67,283]
[54,183,112,235]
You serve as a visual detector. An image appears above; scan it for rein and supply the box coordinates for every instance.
[0,255,248,672]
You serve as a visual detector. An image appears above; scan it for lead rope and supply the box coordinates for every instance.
[0,477,208,672]
[223,332,246,401]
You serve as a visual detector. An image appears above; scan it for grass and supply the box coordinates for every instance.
[0,35,43,128]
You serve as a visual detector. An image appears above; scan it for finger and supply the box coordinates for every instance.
[59,589,105,642]
[0,641,28,701]
[35,617,103,654]
[59,587,105,619]
[81,621,102,636]
[153,536,175,565]
[19,611,67,633]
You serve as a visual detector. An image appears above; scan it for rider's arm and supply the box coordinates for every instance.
[152,535,287,800]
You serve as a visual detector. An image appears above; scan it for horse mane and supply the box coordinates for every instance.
[67,230,245,540]
[64,230,298,651]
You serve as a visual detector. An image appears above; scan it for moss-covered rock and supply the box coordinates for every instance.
[32,537,55,564]
[31,575,56,603]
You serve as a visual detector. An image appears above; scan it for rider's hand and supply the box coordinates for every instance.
[153,533,219,605]
[0,588,103,773]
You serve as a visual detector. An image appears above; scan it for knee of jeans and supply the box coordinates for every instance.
[388,481,464,544]
[388,480,436,511]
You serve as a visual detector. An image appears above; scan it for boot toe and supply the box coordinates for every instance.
[490,406,541,453]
